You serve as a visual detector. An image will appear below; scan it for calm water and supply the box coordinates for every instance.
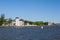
[0,26,60,40]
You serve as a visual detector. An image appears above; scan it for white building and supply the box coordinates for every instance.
[48,22,53,26]
[12,17,24,26]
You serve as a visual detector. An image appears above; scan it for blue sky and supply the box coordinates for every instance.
[0,0,60,23]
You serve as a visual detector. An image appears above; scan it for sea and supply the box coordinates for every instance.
[0,26,60,40]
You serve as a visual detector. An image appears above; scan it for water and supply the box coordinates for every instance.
[0,26,60,40]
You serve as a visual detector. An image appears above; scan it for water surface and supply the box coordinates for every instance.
[0,26,60,40]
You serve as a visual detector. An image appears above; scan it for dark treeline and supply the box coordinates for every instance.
[24,20,48,26]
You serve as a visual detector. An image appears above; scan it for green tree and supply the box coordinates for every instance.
[0,14,5,26]
[24,20,29,25]
[33,21,43,26]
[43,22,48,25]
[29,21,33,25]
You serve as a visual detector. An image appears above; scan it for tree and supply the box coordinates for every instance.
[33,21,43,26]
[44,22,48,25]
[29,21,33,25]
[24,20,29,25]
[0,14,5,26]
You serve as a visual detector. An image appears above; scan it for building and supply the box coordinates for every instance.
[48,22,53,26]
[12,17,24,26]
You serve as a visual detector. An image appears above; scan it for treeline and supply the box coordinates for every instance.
[24,20,48,26]
[0,14,48,26]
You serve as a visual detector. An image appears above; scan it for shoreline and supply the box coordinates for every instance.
[0,25,60,28]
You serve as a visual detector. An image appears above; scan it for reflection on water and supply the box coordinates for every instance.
[0,26,60,40]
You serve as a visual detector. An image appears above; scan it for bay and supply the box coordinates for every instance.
[0,26,60,40]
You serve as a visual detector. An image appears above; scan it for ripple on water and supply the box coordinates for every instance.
[0,26,60,40]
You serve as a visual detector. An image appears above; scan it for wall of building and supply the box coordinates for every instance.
[15,18,20,26]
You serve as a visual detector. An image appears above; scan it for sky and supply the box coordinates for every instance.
[0,0,60,23]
